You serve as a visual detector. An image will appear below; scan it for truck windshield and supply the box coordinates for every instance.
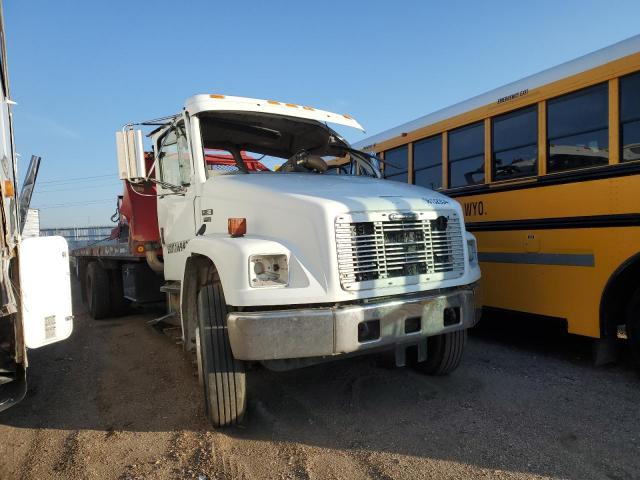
[203,147,380,178]
[198,112,381,178]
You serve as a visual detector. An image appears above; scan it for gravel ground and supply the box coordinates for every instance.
[0,281,639,480]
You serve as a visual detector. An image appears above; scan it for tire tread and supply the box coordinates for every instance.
[86,262,111,320]
[197,279,246,427]
[416,329,467,376]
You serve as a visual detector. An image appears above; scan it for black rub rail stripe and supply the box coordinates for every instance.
[477,252,594,267]
[466,213,640,232]
[445,161,640,198]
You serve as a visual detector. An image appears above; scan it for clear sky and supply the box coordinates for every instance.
[5,0,640,228]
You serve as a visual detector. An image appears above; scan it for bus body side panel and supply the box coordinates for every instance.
[454,173,640,338]
[475,228,640,338]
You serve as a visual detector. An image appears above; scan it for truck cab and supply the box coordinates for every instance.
[78,95,481,427]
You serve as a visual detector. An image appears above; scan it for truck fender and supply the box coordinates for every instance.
[183,233,330,302]
[180,234,291,351]
[179,233,332,351]
[183,234,291,300]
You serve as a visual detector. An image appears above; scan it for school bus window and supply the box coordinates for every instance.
[620,71,640,162]
[383,145,408,182]
[413,134,442,190]
[448,121,484,188]
[492,105,537,181]
[547,82,609,173]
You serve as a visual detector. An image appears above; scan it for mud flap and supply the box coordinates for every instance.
[0,364,26,413]
[395,341,427,367]
[593,336,619,366]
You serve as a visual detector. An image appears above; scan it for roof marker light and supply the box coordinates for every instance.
[268,100,280,105]
[303,106,314,111]
[210,94,225,99]
[285,103,298,108]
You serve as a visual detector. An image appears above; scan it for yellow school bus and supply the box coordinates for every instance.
[353,35,640,362]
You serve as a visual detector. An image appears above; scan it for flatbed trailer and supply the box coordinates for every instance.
[73,238,165,317]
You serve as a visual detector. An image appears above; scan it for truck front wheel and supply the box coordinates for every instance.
[86,262,111,320]
[196,280,246,427]
[415,329,467,376]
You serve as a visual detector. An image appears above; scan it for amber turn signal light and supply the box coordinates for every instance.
[3,179,13,198]
[228,218,246,237]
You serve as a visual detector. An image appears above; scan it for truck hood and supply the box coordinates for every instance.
[206,173,456,213]
[195,173,470,306]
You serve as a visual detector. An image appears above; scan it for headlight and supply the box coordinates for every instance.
[249,254,289,288]
[466,237,478,265]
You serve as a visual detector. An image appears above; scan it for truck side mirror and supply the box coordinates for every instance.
[116,129,146,180]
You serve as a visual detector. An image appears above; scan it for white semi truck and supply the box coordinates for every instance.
[73,95,481,427]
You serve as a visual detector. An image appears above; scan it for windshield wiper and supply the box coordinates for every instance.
[335,146,403,179]
[339,146,402,170]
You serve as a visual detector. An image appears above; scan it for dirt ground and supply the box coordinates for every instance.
[1,282,639,480]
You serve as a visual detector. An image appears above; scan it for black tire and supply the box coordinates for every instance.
[625,288,640,364]
[196,280,246,427]
[86,262,111,320]
[108,267,130,317]
[415,329,467,376]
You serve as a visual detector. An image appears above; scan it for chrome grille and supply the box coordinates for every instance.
[335,211,465,290]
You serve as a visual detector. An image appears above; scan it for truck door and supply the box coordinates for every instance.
[155,121,197,280]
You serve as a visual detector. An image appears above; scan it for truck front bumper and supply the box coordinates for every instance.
[227,282,480,361]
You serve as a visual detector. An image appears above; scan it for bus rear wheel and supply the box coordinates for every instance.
[625,289,640,364]
[196,279,246,427]
[415,329,467,376]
